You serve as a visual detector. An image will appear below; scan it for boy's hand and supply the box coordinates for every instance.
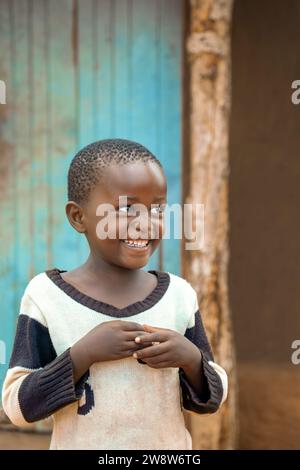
[70,320,153,382]
[132,324,202,370]
[83,320,153,364]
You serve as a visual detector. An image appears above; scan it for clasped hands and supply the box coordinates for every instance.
[133,323,202,371]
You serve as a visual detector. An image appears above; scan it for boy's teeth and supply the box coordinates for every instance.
[123,240,149,247]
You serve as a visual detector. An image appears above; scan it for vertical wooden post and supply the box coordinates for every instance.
[183,0,237,449]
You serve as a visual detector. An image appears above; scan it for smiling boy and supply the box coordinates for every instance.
[2,139,227,450]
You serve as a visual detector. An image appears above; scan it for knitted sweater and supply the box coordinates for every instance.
[2,268,228,450]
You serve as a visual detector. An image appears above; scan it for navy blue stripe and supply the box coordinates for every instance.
[185,310,214,361]
[77,376,95,416]
[18,348,89,422]
[18,367,52,422]
[179,309,223,414]
[9,314,56,369]
[8,315,91,423]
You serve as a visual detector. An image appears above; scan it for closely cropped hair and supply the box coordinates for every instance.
[68,138,162,204]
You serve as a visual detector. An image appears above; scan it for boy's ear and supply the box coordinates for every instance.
[65,201,86,233]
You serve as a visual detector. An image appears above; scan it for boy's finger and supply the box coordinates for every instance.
[124,331,150,341]
[133,343,167,360]
[143,324,170,333]
[145,361,170,369]
[137,343,154,349]
[124,340,154,350]
[122,322,145,331]
[134,332,167,344]
[143,353,170,365]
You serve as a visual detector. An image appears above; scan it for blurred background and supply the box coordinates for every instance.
[1,0,300,450]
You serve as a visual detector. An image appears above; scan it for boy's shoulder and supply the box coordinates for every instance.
[17,271,54,324]
[23,269,57,301]
[166,271,197,294]
[163,271,199,320]
[165,271,198,307]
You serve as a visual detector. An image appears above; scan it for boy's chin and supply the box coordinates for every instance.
[118,258,150,270]
[115,253,152,270]
[106,239,160,269]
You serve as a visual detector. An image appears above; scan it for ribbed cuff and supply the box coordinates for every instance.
[179,352,223,414]
[18,348,89,423]
[38,347,89,411]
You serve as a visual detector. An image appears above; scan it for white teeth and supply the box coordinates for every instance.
[123,240,149,248]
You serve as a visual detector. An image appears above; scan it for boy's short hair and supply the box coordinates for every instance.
[67,138,163,204]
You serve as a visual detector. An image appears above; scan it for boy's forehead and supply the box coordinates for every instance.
[100,161,167,198]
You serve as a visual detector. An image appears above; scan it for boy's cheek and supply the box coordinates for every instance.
[92,213,165,243]
[148,217,164,241]
[94,214,120,241]
[117,218,130,240]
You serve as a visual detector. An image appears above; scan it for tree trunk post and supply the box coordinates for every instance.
[183,0,237,449]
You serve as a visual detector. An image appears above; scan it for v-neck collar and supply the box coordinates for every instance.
[45,267,170,317]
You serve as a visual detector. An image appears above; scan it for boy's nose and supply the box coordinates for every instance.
[134,219,161,240]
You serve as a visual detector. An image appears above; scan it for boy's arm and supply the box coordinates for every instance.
[1,291,89,427]
[179,287,228,414]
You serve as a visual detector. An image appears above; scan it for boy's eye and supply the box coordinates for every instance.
[150,205,165,214]
[118,205,130,213]
[118,204,165,215]
[118,204,136,215]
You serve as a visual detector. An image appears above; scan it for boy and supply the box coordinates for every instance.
[2,139,227,450]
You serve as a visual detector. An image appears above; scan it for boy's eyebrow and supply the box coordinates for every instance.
[117,195,166,202]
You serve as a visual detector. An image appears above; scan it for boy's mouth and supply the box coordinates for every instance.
[121,239,150,250]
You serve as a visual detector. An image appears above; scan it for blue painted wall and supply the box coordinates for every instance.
[0,0,182,394]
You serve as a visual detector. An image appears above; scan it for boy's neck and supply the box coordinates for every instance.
[81,253,144,284]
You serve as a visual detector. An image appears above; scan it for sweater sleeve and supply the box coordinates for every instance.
[1,289,89,427]
[179,285,228,414]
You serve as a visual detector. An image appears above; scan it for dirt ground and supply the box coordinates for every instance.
[0,430,50,450]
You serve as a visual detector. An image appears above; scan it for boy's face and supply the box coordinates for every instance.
[70,161,167,270]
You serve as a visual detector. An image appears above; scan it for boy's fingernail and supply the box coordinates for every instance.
[133,352,138,358]
[135,337,141,343]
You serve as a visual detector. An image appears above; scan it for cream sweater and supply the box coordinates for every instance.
[2,268,228,450]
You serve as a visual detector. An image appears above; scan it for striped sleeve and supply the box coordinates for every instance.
[1,289,89,427]
[179,285,228,414]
